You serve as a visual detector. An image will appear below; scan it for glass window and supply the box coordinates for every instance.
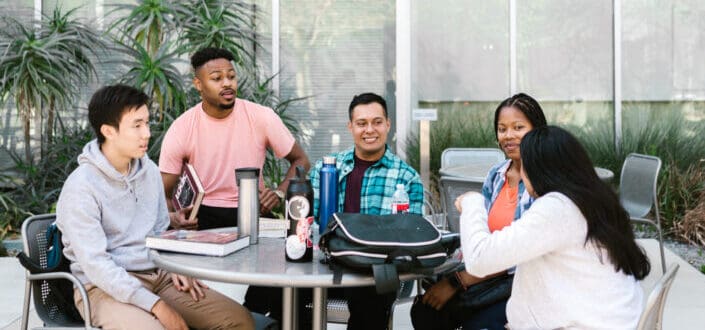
[277,0,396,162]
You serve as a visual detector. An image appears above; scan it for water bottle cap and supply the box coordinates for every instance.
[396,184,404,190]
[323,156,336,165]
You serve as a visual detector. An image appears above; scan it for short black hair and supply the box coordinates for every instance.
[190,47,235,72]
[88,84,149,144]
[493,93,547,140]
[348,93,387,121]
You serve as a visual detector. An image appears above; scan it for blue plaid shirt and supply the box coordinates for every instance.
[310,147,423,221]
[481,159,533,220]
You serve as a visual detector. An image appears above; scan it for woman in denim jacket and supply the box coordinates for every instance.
[411,93,547,330]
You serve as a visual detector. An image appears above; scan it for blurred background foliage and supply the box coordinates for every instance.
[405,101,705,244]
[0,0,305,239]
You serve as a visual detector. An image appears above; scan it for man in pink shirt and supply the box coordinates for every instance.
[159,47,310,230]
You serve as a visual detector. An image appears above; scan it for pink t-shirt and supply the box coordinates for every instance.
[159,99,295,207]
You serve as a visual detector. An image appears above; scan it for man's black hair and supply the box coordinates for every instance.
[88,84,149,144]
[348,93,387,121]
[190,47,235,72]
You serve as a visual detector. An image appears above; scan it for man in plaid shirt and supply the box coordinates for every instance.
[309,92,423,329]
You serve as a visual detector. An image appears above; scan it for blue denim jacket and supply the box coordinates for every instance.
[481,159,533,220]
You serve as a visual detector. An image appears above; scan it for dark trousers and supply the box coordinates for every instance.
[244,286,396,330]
[410,295,508,330]
[196,205,238,230]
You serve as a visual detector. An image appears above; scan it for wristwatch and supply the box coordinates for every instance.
[273,189,285,200]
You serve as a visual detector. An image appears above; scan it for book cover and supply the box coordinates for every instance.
[146,227,249,257]
[172,163,205,222]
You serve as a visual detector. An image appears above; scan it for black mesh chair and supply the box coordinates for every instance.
[18,213,95,329]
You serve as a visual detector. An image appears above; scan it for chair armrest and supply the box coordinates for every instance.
[27,272,94,329]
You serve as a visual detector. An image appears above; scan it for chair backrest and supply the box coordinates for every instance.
[441,148,505,169]
[637,263,679,330]
[21,214,85,327]
[439,176,484,233]
[620,153,662,219]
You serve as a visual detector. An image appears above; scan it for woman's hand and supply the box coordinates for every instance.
[171,273,208,301]
[421,278,458,310]
[454,191,482,213]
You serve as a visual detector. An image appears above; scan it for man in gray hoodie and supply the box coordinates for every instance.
[56,85,254,330]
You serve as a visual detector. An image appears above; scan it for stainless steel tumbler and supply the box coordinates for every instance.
[236,167,260,244]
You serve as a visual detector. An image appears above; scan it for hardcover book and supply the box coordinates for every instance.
[172,163,204,222]
[146,227,249,256]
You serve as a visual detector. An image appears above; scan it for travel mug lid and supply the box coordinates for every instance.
[322,156,336,165]
[235,167,260,185]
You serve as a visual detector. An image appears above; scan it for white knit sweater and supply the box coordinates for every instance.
[460,192,643,330]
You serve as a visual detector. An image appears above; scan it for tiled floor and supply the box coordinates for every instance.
[2,239,704,329]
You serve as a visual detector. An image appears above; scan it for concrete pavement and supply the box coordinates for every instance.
[2,239,704,329]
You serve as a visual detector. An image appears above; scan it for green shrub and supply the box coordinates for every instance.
[0,124,93,238]
[407,101,705,241]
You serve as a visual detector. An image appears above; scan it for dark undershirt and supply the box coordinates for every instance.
[344,155,377,213]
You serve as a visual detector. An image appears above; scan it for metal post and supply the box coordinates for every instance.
[272,0,280,98]
[509,0,517,95]
[420,120,430,192]
[282,287,296,330]
[312,287,327,330]
[395,0,411,160]
[613,0,623,155]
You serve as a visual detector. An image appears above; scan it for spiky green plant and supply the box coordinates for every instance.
[109,0,190,57]
[42,6,104,148]
[180,0,258,68]
[0,9,102,163]
[112,37,188,121]
[0,123,93,237]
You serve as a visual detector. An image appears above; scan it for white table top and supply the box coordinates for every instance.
[150,237,456,288]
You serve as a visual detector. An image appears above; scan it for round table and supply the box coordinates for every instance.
[150,238,457,330]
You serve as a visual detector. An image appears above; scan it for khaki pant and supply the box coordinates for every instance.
[73,268,254,330]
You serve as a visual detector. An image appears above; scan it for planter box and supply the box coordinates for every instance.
[1,237,22,256]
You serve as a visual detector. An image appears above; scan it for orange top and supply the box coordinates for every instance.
[488,180,518,232]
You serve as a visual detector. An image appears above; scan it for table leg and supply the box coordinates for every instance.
[312,287,327,330]
[282,287,298,330]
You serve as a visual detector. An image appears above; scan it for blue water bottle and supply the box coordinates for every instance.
[318,156,338,234]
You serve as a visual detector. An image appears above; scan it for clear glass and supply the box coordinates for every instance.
[277,0,396,162]
[516,0,613,128]
[622,0,705,136]
[413,0,509,102]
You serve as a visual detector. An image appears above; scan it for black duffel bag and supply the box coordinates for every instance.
[319,212,454,294]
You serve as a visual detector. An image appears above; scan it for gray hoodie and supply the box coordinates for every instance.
[56,140,169,312]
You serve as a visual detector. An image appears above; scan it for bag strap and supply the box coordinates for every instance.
[372,263,399,294]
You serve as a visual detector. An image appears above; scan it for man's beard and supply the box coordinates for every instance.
[218,99,236,110]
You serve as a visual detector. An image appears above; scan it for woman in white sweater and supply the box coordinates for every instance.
[456,126,651,329]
